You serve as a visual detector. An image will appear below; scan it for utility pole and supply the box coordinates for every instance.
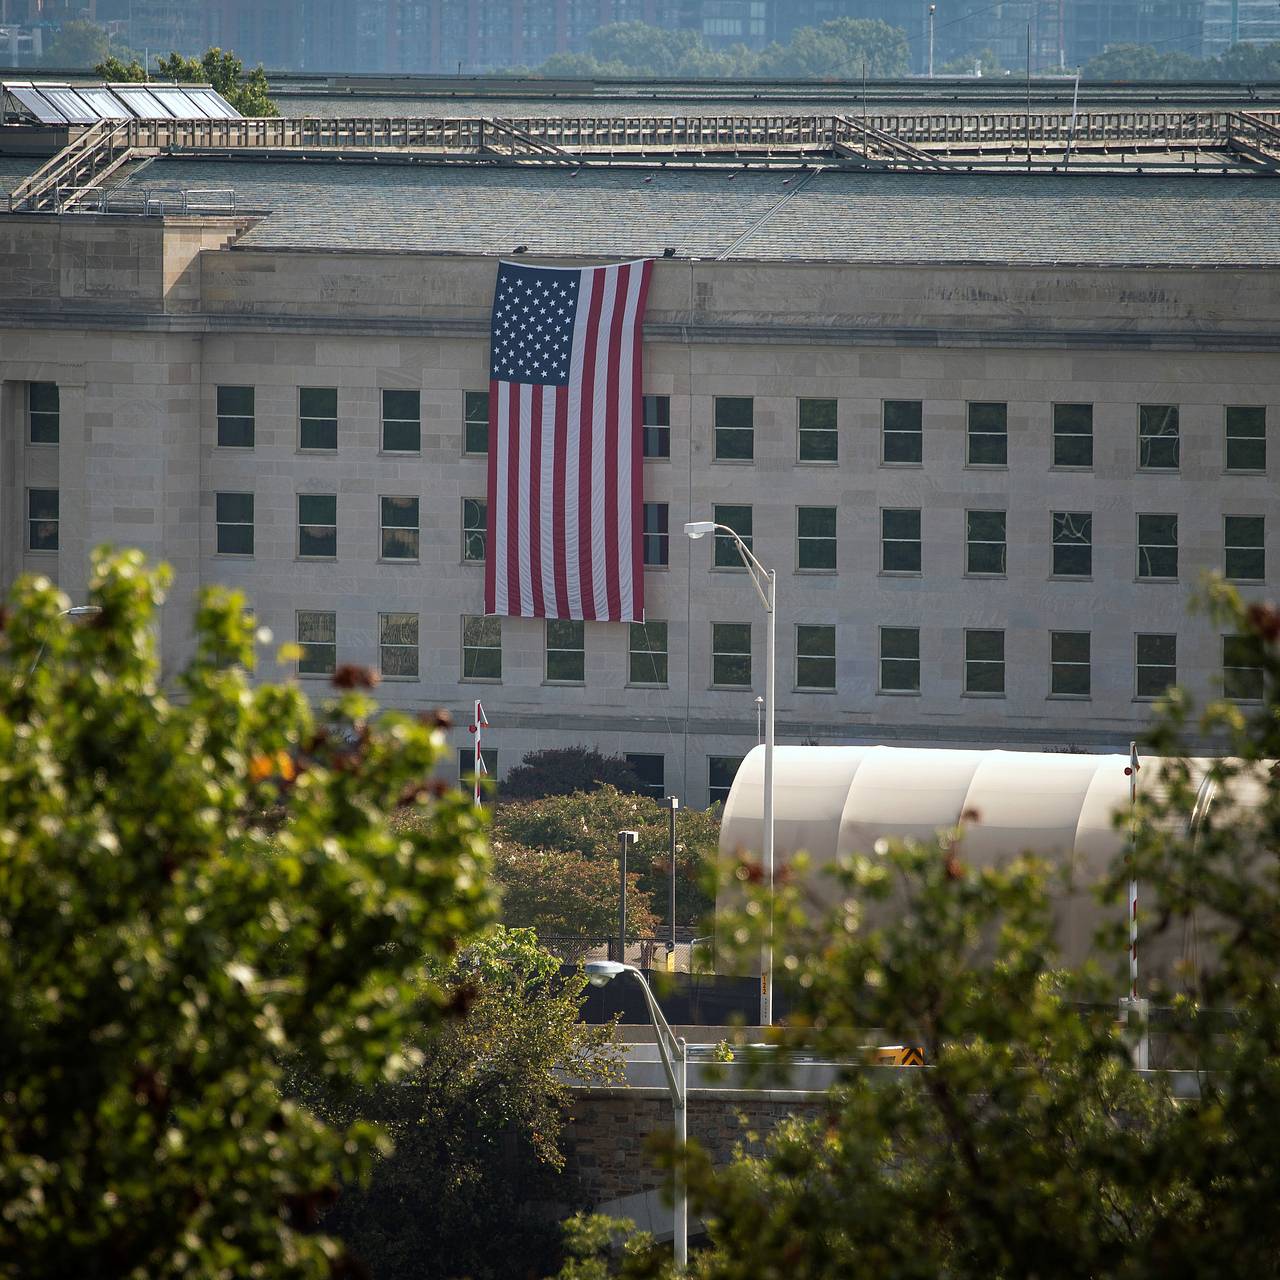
[928,4,936,78]
[666,797,680,955]
[1026,22,1032,170]
[617,830,638,964]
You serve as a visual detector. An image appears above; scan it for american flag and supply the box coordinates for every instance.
[484,258,654,624]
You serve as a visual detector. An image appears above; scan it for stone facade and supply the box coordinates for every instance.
[1,212,1277,803]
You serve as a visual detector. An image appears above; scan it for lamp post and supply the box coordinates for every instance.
[585,960,687,1269]
[685,520,775,1027]
[27,604,102,678]
[665,797,680,956]
[617,829,638,964]
[928,3,936,78]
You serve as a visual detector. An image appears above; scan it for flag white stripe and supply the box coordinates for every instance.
[616,263,643,620]
[539,383,558,615]
[564,268,595,620]
[493,380,510,616]
[517,382,534,617]
[590,265,617,621]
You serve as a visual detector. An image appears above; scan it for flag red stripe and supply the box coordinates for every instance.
[576,268,606,621]
[505,383,521,615]
[602,262,629,624]
[484,376,499,615]
[551,384,570,618]
[629,263,653,620]
[528,387,545,618]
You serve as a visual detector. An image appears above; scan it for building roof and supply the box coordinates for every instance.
[118,157,1280,266]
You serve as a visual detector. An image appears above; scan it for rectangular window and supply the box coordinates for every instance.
[625,753,666,800]
[546,619,585,683]
[965,629,1005,695]
[464,390,489,455]
[882,400,922,464]
[28,382,58,445]
[215,491,254,556]
[462,615,501,680]
[1225,406,1266,473]
[382,389,420,453]
[463,498,487,563]
[629,620,668,686]
[642,394,671,459]
[966,510,1007,575]
[1052,511,1092,577]
[714,396,753,461]
[881,508,921,573]
[711,622,752,688]
[298,494,337,559]
[798,398,838,463]
[797,506,837,571]
[459,747,498,783]
[967,401,1007,466]
[1225,515,1265,582]
[299,386,338,451]
[713,503,752,569]
[380,495,420,561]
[217,385,254,448]
[27,488,58,551]
[1135,633,1176,700]
[1223,634,1264,702]
[1139,404,1180,471]
[643,502,669,567]
[879,626,920,693]
[1050,631,1091,697]
[379,612,419,679]
[708,755,743,807]
[297,610,336,676]
[1052,403,1093,468]
[795,623,836,690]
[1137,514,1178,580]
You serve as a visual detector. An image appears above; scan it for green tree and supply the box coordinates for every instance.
[939,46,1002,76]
[43,18,110,68]
[1082,43,1203,80]
[95,45,278,115]
[0,551,496,1279]
[502,745,646,801]
[491,785,718,927]
[593,579,1280,1278]
[310,927,619,1280]
[756,19,909,79]
[1210,41,1280,79]
[96,53,147,82]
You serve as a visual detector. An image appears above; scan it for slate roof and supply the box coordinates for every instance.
[0,156,37,195]
[117,157,1280,266]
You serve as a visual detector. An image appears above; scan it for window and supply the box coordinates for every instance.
[458,747,498,783]
[462,615,501,680]
[798,398,838,463]
[296,611,336,676]
[299,387,337,451]
[797,507,836,571]
[217,385,254,448]
[882,400,922,464]
[881,508,921,573]
[379,612,419,678]
[642,395,670,459]
[711,622,751,688]
[1052,512,1092,577]
[1223,634,1264,702]
[1139,405,1180,471]
[629,620,668,686]
[879,626,920,693]
[463,498,487,563]
[27,488,58,551]
[380,496,420,560]
[967,402,1007,466]
[382,389,420,453]
[1225,406,1266,472]
[215,492,254,555]
[643,503,669,567]
[1137,514,1178,580]
[795,624,836,690]
[708,755,743,806]
[464,390,489,455]
[546,619,585,683]
[1135,633,1176,700]
[28,382,58,444]
[713,504,752,569]
[626,753,665,799]
[1225,516,1264,582]
[965,629,1005,695]
[1052,403,1093,468]
[298,494,337,559]
[966,510,1007,575]
[1050,631,1091,697]
[714,396,753,461]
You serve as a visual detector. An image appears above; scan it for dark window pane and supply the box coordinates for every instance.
[880,626,920,692]
[1223,635,1264,701]
[298,494,337,558]
[463,498,488,563]
[298,494,336,525]
[708,755,743,806]
[216,492,253,524]
[1225,406,1266,472]
[967,402,1008,466]
[546,619,585,683]
[797,506,836,570]
[630,620,669,685]
[796,624,835,690]
[29,382,59,444]
[966,510,1006,575]
[643,395,671,426]
[882,507,921,573]
[643,502,669,567]
[381,495,419,528]
[883,400,923,464]
[299,386,338,450]
[215,490,254,556]
[713,504,753,568]
[1139,405,1180,470]
[1225,516,1264,581]
[1136,633,1176,699]
[798,398,838,462]
[714,397,753,461]
[297,611,335,675]
[714,397,753,430]
[965,629,1005,694]
[28,487,58,551]
[1053,404,1093,467]
[458,748,498,783]
[1051,631,1091,696]
[463,616,502,680]
[712,622,751,687]
[217,385,254,448]
[383,390,420,452]
[217,386,253,416]
[642,395,671,459]
[299,386,336,419]
[625,753,666,799]
[1052,512,1092,577]
[1138,514,1178,579]
[464,390,490,454]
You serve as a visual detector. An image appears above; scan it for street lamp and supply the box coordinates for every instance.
[585,960,687,1269]
[27,604,103,677]
[685,520,775,1028]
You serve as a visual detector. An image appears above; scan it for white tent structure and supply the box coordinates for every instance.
[719,745,1253,988]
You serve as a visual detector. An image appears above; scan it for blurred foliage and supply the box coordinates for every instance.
[42,19,131,69]
[95,46,278,115]
[306,926,620,1280]
[502,746,646,801]
[1084,40,1280,80]
[492,786,718,928]
[0,551,496,1279]
[557,578,1280,1279]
